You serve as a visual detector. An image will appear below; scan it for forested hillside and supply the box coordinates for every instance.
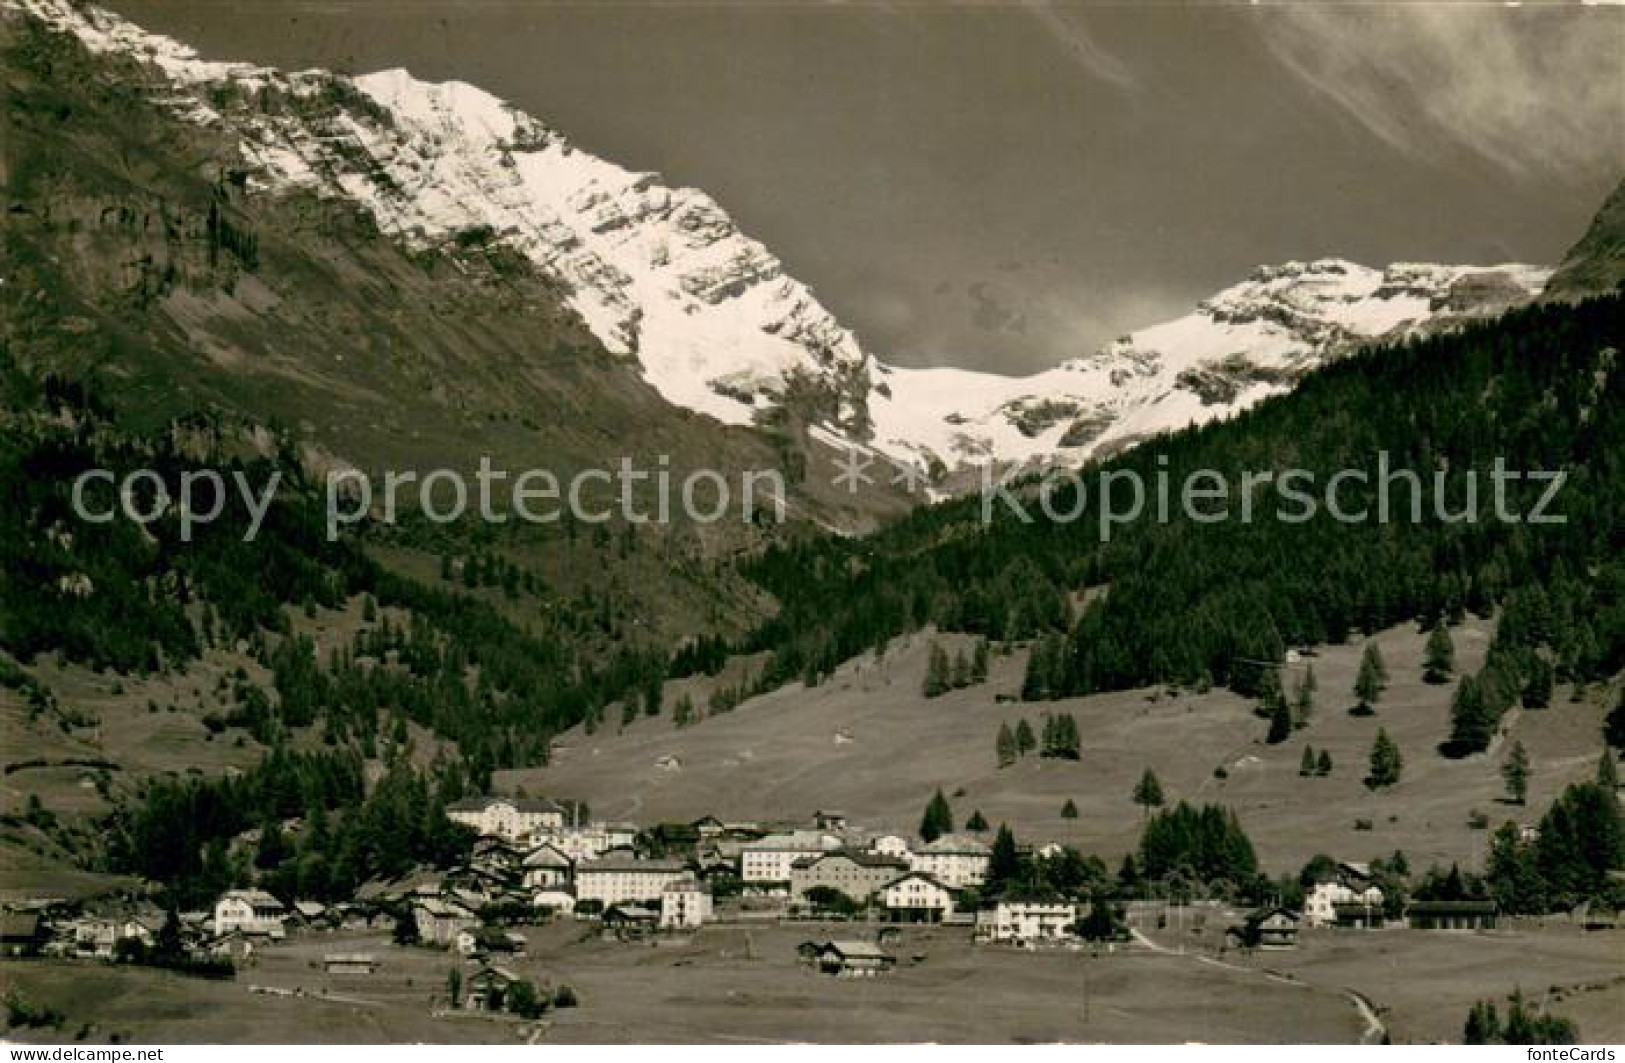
[744,294,1625,758]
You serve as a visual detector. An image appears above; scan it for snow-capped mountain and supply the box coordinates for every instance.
[14,0,1551,480]
[869,258,1549,472]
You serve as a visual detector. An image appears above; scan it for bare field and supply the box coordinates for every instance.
[5,918,1617,1044]
[511,619,1611,873]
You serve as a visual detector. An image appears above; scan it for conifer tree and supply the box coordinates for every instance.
[989,824,1021,889]
[1042,712,1080,759]
[1464,1000,1501,1045]
[1355,648,1383,711]
[951,650,971,690]
[1605,687,1625,753]
[1316,749,1333,777]
[996,723,1017,768]
[1299,745,1317,777]
[1132,768,1164,816]
[1365,728,1403,789]
[965,809,989,831]
[1060,798,1079,819]
[923,642,951,698]
[1293,667,1316,728]
[1014,718,1037,757]
[1423,622,1455,684]
[1522,658,1553,709]
[1266,694,1293,744]
[1368,643,1389,685]
[1450,676,1494,753]
[1502,741,1530,805]
[1598,751,1619,792]
[971,638,990,683]
[919,788,954,843]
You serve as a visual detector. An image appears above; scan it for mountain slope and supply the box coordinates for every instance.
[7,0,1554,484]
[1546,176,1625,300]
[1,0,916,544]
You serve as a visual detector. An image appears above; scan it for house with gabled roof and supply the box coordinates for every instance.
[521,842,574,888]
[412,896,478,947]
[879,872,956,923]
[811,939,895,977]
[214,889,287,939]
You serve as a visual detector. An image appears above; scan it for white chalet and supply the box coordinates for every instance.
[213,890,287,939]
[978,900,1078,943]
[1304,880,1385,928]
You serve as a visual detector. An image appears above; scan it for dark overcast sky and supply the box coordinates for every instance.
[109,1,1624,374]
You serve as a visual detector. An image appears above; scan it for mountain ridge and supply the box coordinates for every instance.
[8,0,1557,486]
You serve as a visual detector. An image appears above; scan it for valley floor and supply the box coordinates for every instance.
[2,918,1618,1044]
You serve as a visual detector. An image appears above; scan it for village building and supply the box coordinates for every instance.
[977,899,1079,944]
[813,810,848,831]
[471,836,525,867]
[290,900,329,929]
[691,815,726,839]
[465,964,521,1011]
[1236,908,1300,950]
[532,885,577,915]
[323,952,378,976]
[455,927,526,958]
[907,834,991,888]
[1407,900,1498,931]
[445,796,567,842]
[411,896,478,947]
[602,904,660,939]
[575,856,689,907]
[521,843,574,889]
[214,889,288,939]
[660,877,713,930]
[867,835,913,860]
[789,851,909,906]
[809,939,895,977]
[740,831,843,884]
[1304,880,1385,927]
[880,872,956,923]
[0,912,42,957]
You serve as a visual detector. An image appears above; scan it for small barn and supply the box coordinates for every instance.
[323,952,378,976]
[1235,907,1300,950]
[814,940,895,977]
[0,913,42,958]
[1407,900,1497,931]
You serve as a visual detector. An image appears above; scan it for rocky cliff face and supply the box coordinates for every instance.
[9,0,1555,486]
